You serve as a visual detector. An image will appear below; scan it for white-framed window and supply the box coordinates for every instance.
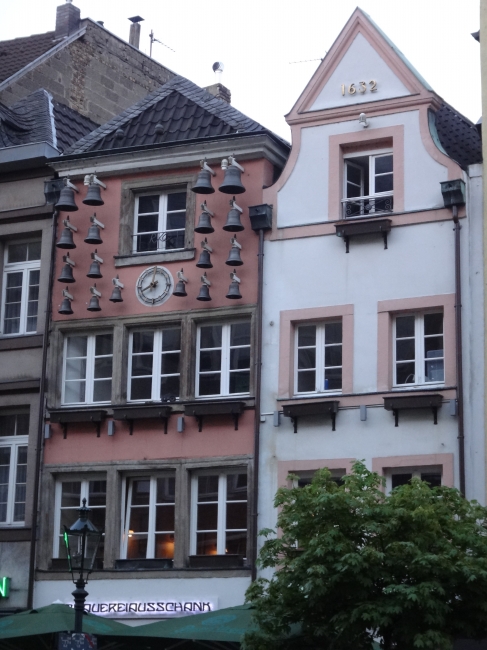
[394,312,444,386]
[0,411,29,526]
[190,471,247,557]
[343,150,393,218]
[53,478,106,559]
[2,240,41,335]
[133,192,186,253]
[295,321,342,394]
[128,328,181,402]
[121,476,175,560]
[62,333,113,405]
[388,466,442,492]
[293,469,345,488]
[196,322,251,397]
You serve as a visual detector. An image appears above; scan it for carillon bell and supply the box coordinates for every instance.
[226,280,242,299]
[173,280,187,297]
[196,284,211,301]
[196,249,212,268]
[83,183,104,206]
[192,168,215,194]
[56,225,76,250]
[223,205,244,232]
[58,298,73,315]
[226,245,243,266]
[58,263,75,283]
[219,164,245,194]
[87,260,102,278]
[109,286,123,303]
[55,186,78,211]
[85,224,103,245]
[194,210,214,234]
[87,295,101,312]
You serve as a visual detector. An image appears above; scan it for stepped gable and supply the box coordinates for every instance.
[0,31,57,84]
[66,75,288,155]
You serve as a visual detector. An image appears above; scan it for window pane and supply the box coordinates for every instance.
[89,480,106,506]
[156,477,175,503]
[200,326,222,349]
[199,374,221,396]
[16,414,29,436]
[0,415,16,436]
[396,339,415,362]
[161,329,181,352]
[200,350,221,372]
[166,231,185,250]
[67,336,87,358]
[28,241,42,261]
[421,473,441,488]
[325,367,342,391]
[155,533,174,559]
[64,381,86,403]
[392,474,412,489]
[136,233,157,252]
[198,476,219,501]
[65,358,86,380]
[424,313,443,335]
[227,474,247,501]
[156,505,175,531]
[396,362,415,384]
[61,482,81,508]
[127,535,148,559]
[424,337,443,358]
[375,155,393,174]
[297,371,316,392]
[131,354,153,376]
[129,507,149,532]
[90,508,106,531]
[230,347,250,370]
[94,357,112,379]
[138,195,159,214]
[425,359,444,383]
[325,322,342,344]
[197,503,218,530]
[298,349,315,370]
[396,316,414,338]
[167,193,187,211]
[137,214,159,234]
[132,331,154,354]
[197,532,217,555]
[225,531,246,556]
[132,480,150,505]
[375,174,393,193]
[166,213,186,230]
[298,325,316,347]
[226,502,247,529]
[346,164,362,186]
[93,379,111,402]
[229,371,250,394]
[160,375,180,400]
[231,322,251,347]
[131,377,152,400]
[95,334,113,356]
[161,352,180,375]
[7,243,28,263]
[325,345,342,367]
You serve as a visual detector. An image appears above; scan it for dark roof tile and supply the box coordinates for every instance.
[0,32,58,84]
[434,103,482,169]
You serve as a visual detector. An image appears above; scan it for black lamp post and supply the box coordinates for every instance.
[63,498,103,634]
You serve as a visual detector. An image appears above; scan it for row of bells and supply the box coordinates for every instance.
[59,287,123,315]
[56,221,103,248]
[55,183,104,212]
[195,202,244,234]
[192,165,245,195]
[173,276,242,301]
[57,259,104,282]
[195,245,242,269]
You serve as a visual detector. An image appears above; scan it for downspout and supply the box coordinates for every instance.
[251,228,264,581]
[453,204,466,496]
[27,208,58,609]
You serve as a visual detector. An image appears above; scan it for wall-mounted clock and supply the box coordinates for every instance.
[136,266,173,306]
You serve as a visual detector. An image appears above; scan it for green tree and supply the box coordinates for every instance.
[244,462,487,650]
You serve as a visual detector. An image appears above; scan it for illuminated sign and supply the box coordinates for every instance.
[0,577,10,598]
[81,600,216,618]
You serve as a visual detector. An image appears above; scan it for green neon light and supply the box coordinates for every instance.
[0,577,10,598]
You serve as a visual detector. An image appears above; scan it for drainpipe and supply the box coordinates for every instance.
[27,208,58,609]
[452,204,466,496]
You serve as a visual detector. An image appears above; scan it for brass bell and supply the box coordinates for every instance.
[56,221,76,249]
[83,183,104,206]
[226,243,243,266]
[87,295,101,312]
[173,280,187,297]
[223,202,244,232]
[196,284,211,301]
[58,263,75,283]
[87,260,102,278]
[219,164,245,194]
[58,297,73,315]
[109,286,123,303]
[85,224,103,245]
[55,186,78,211]
[192,168,215,195]
[194,210,214,234]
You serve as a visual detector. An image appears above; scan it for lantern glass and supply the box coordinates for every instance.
[63,499,103,583]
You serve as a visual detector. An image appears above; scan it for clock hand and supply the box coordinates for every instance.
[151,266,157,286]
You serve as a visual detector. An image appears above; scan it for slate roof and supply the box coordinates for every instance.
[0,89,99,153]
[434,103,482,169]
[0,32,58,84]
[66,76,289,155]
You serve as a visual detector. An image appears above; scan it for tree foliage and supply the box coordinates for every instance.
[244,462,487,650]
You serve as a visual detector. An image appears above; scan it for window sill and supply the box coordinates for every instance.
[384,394,443,426]
[184,400,247,431]
[114,249,195,268]
[282,399,340,433]
[188,555,245,569]
[115,559,173,570]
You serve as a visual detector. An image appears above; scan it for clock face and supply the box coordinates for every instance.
[136,266,173,306]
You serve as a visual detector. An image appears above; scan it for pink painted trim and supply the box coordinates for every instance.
[372,453,454,487]
[328,126,404,220]
[278,458,355,488]
[278,305,354,399]
[377,294,456,390]
[417,105,463,181]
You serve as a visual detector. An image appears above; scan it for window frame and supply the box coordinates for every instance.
[190,469,248,558]
[1,239,41,336]
[294,320,343,396]
[388,465,442,493]
[392,311,444,388]
[195,321,251,399]
[133,191,187,255]
[0,430,28,527]
[342,148,394,218]
[61,332,113,406]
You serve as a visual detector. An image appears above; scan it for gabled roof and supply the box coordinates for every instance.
[66,76,288,155]
[0,89,98,153]
[433,103,482,169]
[0,31,58,84]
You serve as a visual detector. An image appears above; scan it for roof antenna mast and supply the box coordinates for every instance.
[149,30,176,57]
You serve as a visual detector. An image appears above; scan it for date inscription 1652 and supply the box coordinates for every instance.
[341,80,378,95]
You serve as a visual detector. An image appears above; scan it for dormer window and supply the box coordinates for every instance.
[343,151,393,218]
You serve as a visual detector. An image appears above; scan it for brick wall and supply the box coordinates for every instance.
[0,21,175,125]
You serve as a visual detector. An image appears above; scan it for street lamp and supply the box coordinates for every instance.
[63,498,103,634]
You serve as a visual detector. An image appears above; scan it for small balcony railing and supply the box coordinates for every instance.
[341,192,393,219]
[133,230,185,253]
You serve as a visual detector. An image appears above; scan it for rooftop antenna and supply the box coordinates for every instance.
[212,61,224,83]
[149,30,175,57]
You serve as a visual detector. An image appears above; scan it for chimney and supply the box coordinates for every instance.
[55,0,81,39]
[204,83,231,104]
[128,16,144,49]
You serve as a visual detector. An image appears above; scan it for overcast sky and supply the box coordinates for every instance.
[0,0,481,140]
